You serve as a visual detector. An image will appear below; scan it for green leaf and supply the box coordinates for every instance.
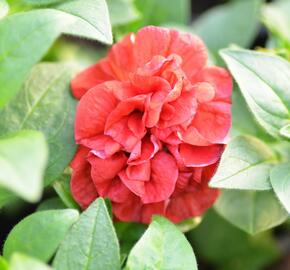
[0,0,8,19]
[125,216,197,270]
[192,0,261,57]
[53,174,79,209]
[107,0,139,26]
[0,63,77,186]
[37,197,66,212]
[262,0,290,48]
[3,209,79,262]
[270,163,290,213]
[136,0,190,25]
[0,187,15,208]
[0,130,48,202]
[210,136,277,190]
[0,1,112,108]
[221,48,290,138]
[280,124,290,139]
[23,0,68,6]
[189,209,280,270]
[53,198,120,270]
[0,256,9,270]
[10,253,52,270]
[215,190,288,234]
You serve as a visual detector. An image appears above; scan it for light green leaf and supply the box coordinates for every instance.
[53,198,120,270]
[37,197,66,212]
[107,0,139,26]
[23,0,68,6]
[53,174,79,209]
[10,253,52,270]
[125,216,197,270]
[215,190,288,234]
[136,0,190,25]
[0,256,8,270]
[4,209,79,262]
[0,130,48,202]
[221,48,290,137]
[280,124,290,139]
[210,136,277,190]
[0,0,9,19]
[0,63,77,186]
[270,163,290,213]
[192,0,261,57]
[262,0,290,47]
[0,0,112,108]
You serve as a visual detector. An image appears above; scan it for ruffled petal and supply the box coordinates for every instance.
[75,84,118,141]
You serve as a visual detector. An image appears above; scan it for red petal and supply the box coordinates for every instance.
[75,84,118,141]
[179,143,223,167]
[70,146,98,208]
[71,59,114,99]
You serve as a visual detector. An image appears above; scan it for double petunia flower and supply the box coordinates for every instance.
[70,26,232,223]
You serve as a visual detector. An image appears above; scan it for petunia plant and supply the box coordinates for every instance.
[0,0,290,269]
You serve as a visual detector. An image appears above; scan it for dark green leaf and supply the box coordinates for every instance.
[0,130,48,202]
[0,187,16,208]
[125,216,197,270]
[53,198,120,270]
[270,163,290,213]
[215,190,288,234]
[210,135,277,190]
[221,48,290,138]
[0,1,112,107]
[37,197,66,212]
[4,209,79,262]
[0,63,77,186]
[192,0,261,57]
[53,174,79,209]
[10,253,52,270]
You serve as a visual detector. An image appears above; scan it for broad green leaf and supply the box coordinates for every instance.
[37,197,66,212]
[0,1,112,108]
[0,257,8,270]
[221,48,290,137]
[107,0,139,26]
[0,0,8,19]
[270,163,290,213]
[0,63,77,186]
[10,253,52,270]
[192,0,261,57]
[215,190,288,234]
[262,0,290,47]
[136,0,190,25]
[23,0,68,5]
[125,216,197,270]
[4,209,79,262]
[53,174,79,209]
[0,187,15,208]
[210,136,277,190]
[280,124,290,139]
[189,209,279,270]
[53,198,120,270]
[0,130,48,202]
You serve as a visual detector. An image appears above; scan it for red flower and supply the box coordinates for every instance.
[70,26,232,223]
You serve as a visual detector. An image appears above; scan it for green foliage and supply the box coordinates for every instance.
[0,64,77,186]
[0,0,112,108]
[270,163,290,213]
[125,216,197,270]
[37,197,66,212]
[53,198,120,270]
[189,209,280,270]
[0,257,9,270]
[0,130,48,202]
[215,190,288,234]
[0,187,15,208]
[210,135,277,190]
[192,0,261,58]
[23,0,69,6]
[3,209,79,262]
[221,48,290,138]
[9,253,52,270]
[280,123,290,139]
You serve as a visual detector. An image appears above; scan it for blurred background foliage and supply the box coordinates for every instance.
[1,0,290,269]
